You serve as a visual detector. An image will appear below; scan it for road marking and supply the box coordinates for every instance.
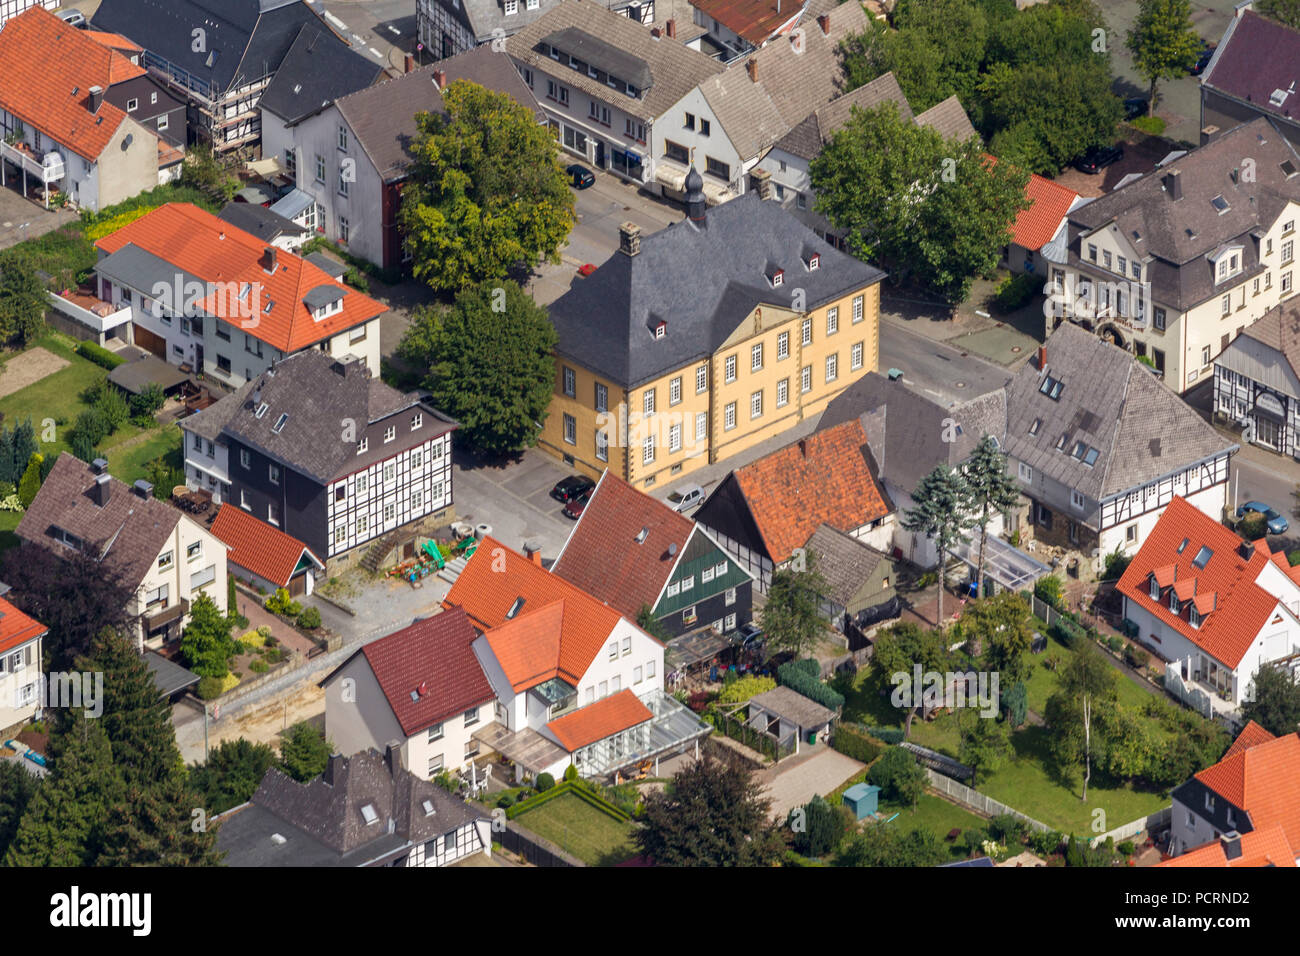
[352,33,364,43]
[387,25,401,35]
[324,11,347,30]
[369,47,383,59]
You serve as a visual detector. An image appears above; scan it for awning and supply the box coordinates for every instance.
[700,179,734,204]
[109,355,192,395]
[947,532,1051,592]
[269,188,314,221]
[1253,401,1286,424]
[471,724,567,775]
[246,157,285,178]
[666,629,730,669]
[655,162,688,192]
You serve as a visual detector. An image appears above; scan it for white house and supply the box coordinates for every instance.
[0,592,47,737]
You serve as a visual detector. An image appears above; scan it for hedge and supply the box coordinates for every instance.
[77,340,126,370]
[869,727,905,745]
[506,779,631,823]
[777,659,845,711]
[830,722,884,764]
[1050,615,1087,650]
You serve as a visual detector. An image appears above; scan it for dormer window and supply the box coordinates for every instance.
[384,425,396,443]
[1168,592,1180,613]
[411,412,422,430]
[1149,575,1160,600]
[771,269,784,288]
[357,437,368,454]
[1039,374,1064,400]
[1189,606,1202,628]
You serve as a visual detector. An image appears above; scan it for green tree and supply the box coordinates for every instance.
[868,746,927,806]
[96,773,223,866]
[966,592,1035,682]
[637,756,784,866]
[636,603,670,641]
[760,549,828,660]
[1001,680,1028,728]
[834,823,948,867]
[1257,0,1300,29]
[1241,665,1300,737]
[873,621,951,738]
[788,794,850,857]
[399,281,556,457]
[180,592,237,680]
[0,248,47,346]
[901,464,978,625]
[962,435,1022,601]
[279,721,334,783]
[0,761,39,859]
[179,143,239,204]
[958,709,1013,786]
[401,80,575,292]
[3,713,123,866]
[1045,643,1118,801]
[15,452,42,508]
[189,738,278,815]
[1127,0,1202,115]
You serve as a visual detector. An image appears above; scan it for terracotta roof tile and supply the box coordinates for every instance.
[356,607,496,736]
[1159,823,1296,867]
[95,203,387,353]
[729,419,891,563]
[1195,732,1300,853]
[0,8,143,160]
[0,597,47,655]
[1224,719,1277,761]
[483,600,566,692]
[1010,173,1079,252]
[1116,497,1279,667]
[210,504,321,588]
[551,471,695,620]
[546,689,653,751]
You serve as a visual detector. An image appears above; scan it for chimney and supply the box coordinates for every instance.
[432,69,447,90]
[1220,831,1242,861]
[88,85,103,113]
[619,221,641,257]
[817,13,830,35]
[1201,124,1220,145]
[1037,345,1047,370]
[746,58,758,83]
[323,753,346,786]
[384,743,404,777]
[530,550,543,566]
[262,245,278,275]
[133,479,153,499]
[91,457,109,475]
[93,472,112,507]
[798,438,807,457]
[1164,169,1182,201]
[651,26,662,38]
[404,53,415,74]
[750,166,773,201]
[666,17,676,38]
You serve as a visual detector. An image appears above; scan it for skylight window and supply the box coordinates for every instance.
[1039,375,1064,400]
[1193,545,1212,569]
[422,799,436,816]
[255,402,269,419]
[1082,447,1099,467]
[1029,418,1041,436]
[360,804,378,825]
[1211,195,1230,214]
[271,413,289,434]
[1282,160,1298,179]
[1177,537,1190,554]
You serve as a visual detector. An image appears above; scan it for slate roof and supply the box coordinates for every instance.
[547,192,885,388]
[1203,9,1300,129]
[16,453,181,587]
[217,201,311,244]
[348,607,496,736]
[188,349,455,485]
[551,470,696,620]
[772,72,912,161]
[1065,118,1300,312]
[1115,496,1279,668]
[0,8,145,161]
[210,503,321,587]
[0,596,47,656]
[90,0,324,96]
[724,420,893,564]
[217,747,485,866]
[507,0,725,122]
[1003,322,1234,501]
[913,95,977,142]
[258,22,384,126]
[818,371,1008,492]
[94,203,387,353]
[1222,298,1300,397]
[546,689,654,750]
[697,66,788,161]
[805,523,888,608]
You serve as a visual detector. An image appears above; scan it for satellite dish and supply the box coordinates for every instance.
[121,134,133,150]
[667,542,677,556]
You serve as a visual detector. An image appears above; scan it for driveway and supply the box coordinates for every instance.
[452,447,581,559]
[759,743,864,821]
[0,184,78,252]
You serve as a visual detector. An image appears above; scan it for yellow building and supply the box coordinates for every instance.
[541,181,886,488]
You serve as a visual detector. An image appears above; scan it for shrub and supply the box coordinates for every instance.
[716,674,776,704]
[265,588,302,617]
[249,659,269,674]
[867,747,926,805]
[343,267,370,292]
[988,813,1027,845]
[830,722,883,764]
[1102,551,1132,580]
[789,795,850,857]
[238,630,266,648]
[297,606,322,630]
[76,340,126,369]
[92,383,130,431]
[776,659,845,711]
[1123,644,1150,670]
[1050,615,1086,650]
[686,690,713,713]
[258,625,273,639]
[869,727,905,745]
[1239,511,1267,541]
[993,271,1040,312]
[197,676,224,700]
[563,764,578,782]
[1131,115,1166,136]
[434,772,459,793]
[16,453,42,508]
[1028,829,1064,856]
[1106,635,1124,653]
[535,772,556,792]
[1034,575,1065,612]
[1118,840,1136,857]
[959,827,990,856]
[1289,549,1300,567]
[129,382,166,417]
[497,791,515,808]
[70,407,112,447]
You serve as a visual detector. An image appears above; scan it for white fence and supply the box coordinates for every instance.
[1088,806,1172,849]
[924,769,1053,834]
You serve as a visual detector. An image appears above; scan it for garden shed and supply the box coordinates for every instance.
[842,782,880,820]
[746,686,837,752]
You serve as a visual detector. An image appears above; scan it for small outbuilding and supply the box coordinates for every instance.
[747,685,837,752]
[842,782,881,820]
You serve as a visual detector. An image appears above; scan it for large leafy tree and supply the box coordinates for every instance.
[180,592,237,680]
[1257,0,1300,29]
[834,824,948,867]
[811,103,1028,302]
[965,591,1035,681]
[958,708,1013,786]
[1241,665,1300,737]
[0,248,47,347]
[900,464,978,623]
[873,621,951,738]
[1127,0,1203,115]
[760,549,829,660]
[637,757,784,866]
[401,80,575,292]
[1044,644,1118,801]
[399,280,556,457]
[190,738,278,815]
[962,435,1022,600]
[279,721,334,783]
[867,746,927,806]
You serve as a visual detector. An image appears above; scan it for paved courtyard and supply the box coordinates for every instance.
[0,183,78,252]
[758,743,864,821]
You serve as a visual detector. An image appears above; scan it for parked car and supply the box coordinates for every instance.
[550,474,595,503]
[1123,97,1148,120]
[1191,44,1215,75]
[1072,144,1124,174]
[563,489,593,520]
[58,8,87,26]
[566,164,595,189]
[1237,501,1289,535]
[732,622,763,648]
[576,262,597,277]
[669,483,705,513]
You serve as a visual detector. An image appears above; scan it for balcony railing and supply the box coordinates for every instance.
[144,597,190,632]
[0,140,65,182]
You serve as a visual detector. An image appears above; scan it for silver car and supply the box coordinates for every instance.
[670,484,705,513]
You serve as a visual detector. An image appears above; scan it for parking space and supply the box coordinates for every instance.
[0,186,78,252]
[451,449,580,560]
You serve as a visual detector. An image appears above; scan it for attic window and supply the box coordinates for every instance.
[771,270,784,288]
[1211,195,1230,214]
[804,251,820,271]
[653,320,666,339]
[506,597,526,619]
[1176,537,1190,554]
[635,527,649,543]
[1168,592,1180,614]
[264,300,274,313]
[360,804,379,825]
[1082,447,1099,467]
[1055,432,1068,451]
[1149,575,1160,600]
[422,799,436,816]
[255,402,269,419]
[1193,545,1212,569]
[271,413,289,434]
[1071,440,1088,460]
[1039,375,1064,400]
[1028,418,1041,436]
[1189,606,1202,628]
[293,83,302,94]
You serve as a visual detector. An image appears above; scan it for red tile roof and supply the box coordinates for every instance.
[546,689,653,751]
[82,29,145,61]
[357,606,495,736]
[209,504,321,588]
[551,471,695,620]
[1194,732,1300,854]
[0,596,47,656]
[1116,497,1282,667]
[1159,823,1296,867]
[0,8,147,160]
[1010,173,1079,252]
[729,420,892,564]
[443,536,642,691]
[95,204,387,353]
[690,0,799,46]
[1223,719,1276,761]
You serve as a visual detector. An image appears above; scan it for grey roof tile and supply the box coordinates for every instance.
[258,22,385,125]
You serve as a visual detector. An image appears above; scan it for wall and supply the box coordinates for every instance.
[657,86,745,194]
[406,697,494,777]
[134,508,228,648]
[0,635,41,735]
[572,617,663,712]
[322,655,405,761]
[105,75,186,147]
[95,115,160,211]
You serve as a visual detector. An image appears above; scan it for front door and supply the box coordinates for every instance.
[1255,415,1281,450]
[594,140,605,169]
[194,343,204,374]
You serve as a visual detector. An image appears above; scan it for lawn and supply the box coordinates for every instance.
[881,793,989,858]
[0,511,20,550]
[512,792,639,866]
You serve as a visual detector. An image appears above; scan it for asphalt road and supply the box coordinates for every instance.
[307,0,415,70]
[879,322,1013,406]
